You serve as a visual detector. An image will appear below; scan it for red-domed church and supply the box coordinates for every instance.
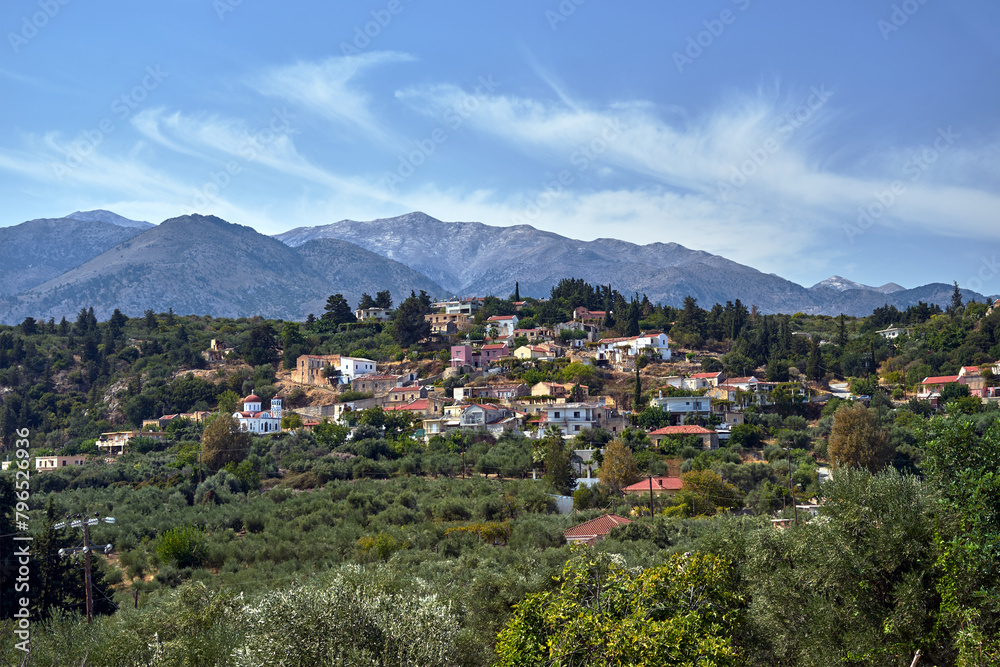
[233,393,283,433]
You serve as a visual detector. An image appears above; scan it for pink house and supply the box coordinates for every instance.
[481,343,509,363]
[451,345,480,369]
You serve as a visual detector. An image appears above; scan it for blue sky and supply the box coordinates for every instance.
[2,0,999,294]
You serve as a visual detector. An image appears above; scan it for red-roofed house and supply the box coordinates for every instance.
[387,386,428,403]
[573,307,607,324]
[481,343,509,363]
[683,371,725,390]
[920,375,961,393]
[624,476,683,496]
[596,332,671,363]
[648,424,719,449]
[486,315,519,337]
[384,396,447,417]
[564,514,631,546]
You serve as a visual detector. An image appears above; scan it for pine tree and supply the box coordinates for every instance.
[322,294,356,325]
[950,281,964,316]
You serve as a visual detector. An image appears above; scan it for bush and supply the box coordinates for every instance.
[434,498,472,522]
[157,526,206,568]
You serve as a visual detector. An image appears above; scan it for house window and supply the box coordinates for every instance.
[554,411,561,418]
[573,411,580,418]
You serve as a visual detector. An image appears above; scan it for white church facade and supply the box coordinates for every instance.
[233,394,283,433]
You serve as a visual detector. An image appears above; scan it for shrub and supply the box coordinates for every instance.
[157,526,206,568]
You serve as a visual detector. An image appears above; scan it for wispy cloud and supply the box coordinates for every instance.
[250,52,414,144]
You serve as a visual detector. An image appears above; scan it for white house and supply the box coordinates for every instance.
[682,371,725,390]
[338,356,377,383]
[875,324,910,340]
[354,307,393,322]
[596,332,671,363]
[486,315,519,337]
[234,394,283,433]
[649,393,712,422]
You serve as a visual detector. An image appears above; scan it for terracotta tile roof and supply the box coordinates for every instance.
[624,477,683,492]
[487,315,516,321]
[353,374,400,381]
[563,514,631,540]
[649,425,715,435]
[482,344,508,350]
[384,399,429,411]
[690,372,722,379]
[921,375,961,385]
[727,376,758,384]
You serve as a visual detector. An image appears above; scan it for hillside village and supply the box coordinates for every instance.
[3,282,1000,665]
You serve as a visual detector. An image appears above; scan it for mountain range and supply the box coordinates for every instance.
[0,209,990,324]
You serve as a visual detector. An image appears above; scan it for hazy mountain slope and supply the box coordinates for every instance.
[62,209,155,229]
[293,238,445,308]
[0,218,147,297]
[0,215,448,324]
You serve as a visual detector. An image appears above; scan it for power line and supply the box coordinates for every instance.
[55,512,115,623]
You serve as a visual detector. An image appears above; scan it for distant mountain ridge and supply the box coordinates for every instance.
[810,276,904,294]
[62,209,155,229]
[274,212,986,315]
[0,214,443,324]
[0,210,989,324]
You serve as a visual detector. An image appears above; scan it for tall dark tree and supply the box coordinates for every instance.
[108,308,128,340]
[143,309,158,332]
[513,282,520,302]
[374,290,393,310]
[357,293,376,310]
[837,313,847,347]
[391,293,431,347]
[634,362,642,409]
[240,322,279,366]
[322,294,356,325]
[624,299,641,337]
[806,336,823,381]
[950,280,964,316]
[542,438,577,495]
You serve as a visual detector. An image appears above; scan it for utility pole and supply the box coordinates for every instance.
[55,512,115,623]
[648,475,655,518]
